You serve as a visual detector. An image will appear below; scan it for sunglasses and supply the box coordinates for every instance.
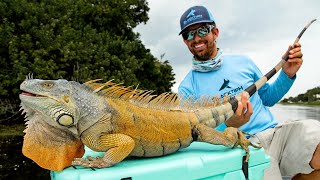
[182,25,215,41]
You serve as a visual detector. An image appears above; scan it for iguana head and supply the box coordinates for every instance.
[20,79,79,134]
[19,78,105,171]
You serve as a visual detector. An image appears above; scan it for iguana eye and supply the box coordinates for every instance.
[57,114,74,127]
[42,82,54,88]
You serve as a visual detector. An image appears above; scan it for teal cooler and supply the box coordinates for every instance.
[51,142,270,180]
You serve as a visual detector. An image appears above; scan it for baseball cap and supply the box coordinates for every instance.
[179,6,215,35]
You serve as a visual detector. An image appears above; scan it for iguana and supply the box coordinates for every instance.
[20,76,258,172]
[20,19,316,172]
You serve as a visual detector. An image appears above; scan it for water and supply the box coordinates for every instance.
[270,104,320,123]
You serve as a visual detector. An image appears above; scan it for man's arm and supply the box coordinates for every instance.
[220,43,303,130]
[258,43,303,106]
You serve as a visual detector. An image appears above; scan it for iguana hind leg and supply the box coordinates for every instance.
[72,133,135,168]
[193,123,261,162]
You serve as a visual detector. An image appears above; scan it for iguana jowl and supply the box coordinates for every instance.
[19,77,258,172]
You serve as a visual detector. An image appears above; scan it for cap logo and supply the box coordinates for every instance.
[186,9,195,18]
[184,9,203,25]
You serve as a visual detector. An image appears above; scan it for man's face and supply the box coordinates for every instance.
[183,23,219,61]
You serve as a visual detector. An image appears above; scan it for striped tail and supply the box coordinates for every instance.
[229,19,317,112]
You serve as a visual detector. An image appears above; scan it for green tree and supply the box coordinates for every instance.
[281,86,320,104]
[0,0,175,97]
[0,0,175,121]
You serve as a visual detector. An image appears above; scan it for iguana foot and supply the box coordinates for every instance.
[233,130,262,162]
[72,156,113,168]
[194,124,261,162]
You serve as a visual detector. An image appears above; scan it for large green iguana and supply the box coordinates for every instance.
[19,19,315,172]
[20,76,259,172]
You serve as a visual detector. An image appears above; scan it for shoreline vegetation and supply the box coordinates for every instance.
[279,101,320,106]
[280,86,320,106]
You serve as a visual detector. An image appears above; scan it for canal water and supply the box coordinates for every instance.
[270,104,320,123]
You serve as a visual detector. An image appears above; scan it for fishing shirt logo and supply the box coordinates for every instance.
[184,9,203,25]
[219,79,231,91]
[219,79,243,98]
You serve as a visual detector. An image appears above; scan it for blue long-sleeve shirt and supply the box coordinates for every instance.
[178,54,295,135]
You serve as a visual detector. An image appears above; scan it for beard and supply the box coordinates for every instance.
[189,40,215,61]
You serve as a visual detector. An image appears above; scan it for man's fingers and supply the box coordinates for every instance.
[244,102,253,119]
[288,43,302,58]
[289,46,301,54]
[282,43,301,59]
[294,42,301,48]
[235,101,243,116]
[289,51,303,59]
[241,92,249,110]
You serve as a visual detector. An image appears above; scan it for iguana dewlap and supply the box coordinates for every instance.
[19,78,259,172]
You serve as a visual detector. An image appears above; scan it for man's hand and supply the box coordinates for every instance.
[282,42,303,78]
[225,92,252,128]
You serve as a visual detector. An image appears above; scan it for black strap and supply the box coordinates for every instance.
[242,156,249,180]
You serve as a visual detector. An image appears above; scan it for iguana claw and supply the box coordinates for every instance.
[72,157,113,168]
[236,130,262,162]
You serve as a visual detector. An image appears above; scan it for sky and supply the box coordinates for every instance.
[134,0,320,98]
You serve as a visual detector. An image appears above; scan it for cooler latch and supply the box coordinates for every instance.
[242,156,249,180]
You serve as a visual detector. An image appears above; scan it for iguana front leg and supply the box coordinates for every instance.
[72,133,135,168]
[193,123,261,162]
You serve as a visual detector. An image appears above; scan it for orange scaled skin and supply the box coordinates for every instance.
[22,135,84,172]
[22,115,85,172]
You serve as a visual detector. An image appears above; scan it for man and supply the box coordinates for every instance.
[178,5,320,180]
